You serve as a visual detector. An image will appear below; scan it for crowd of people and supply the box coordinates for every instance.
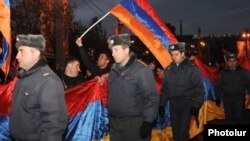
[0,32,249,141]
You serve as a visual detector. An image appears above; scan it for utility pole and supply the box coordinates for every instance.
[180,20,183,36]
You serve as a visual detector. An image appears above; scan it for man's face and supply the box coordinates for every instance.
[227,58,238,69]
[67,60,80,77]
[148,62,155,70]
[111,45,129,64]
[156,67,164,78]
[97,53,109,68]
[16,46,40,71]
[170,50,185,64]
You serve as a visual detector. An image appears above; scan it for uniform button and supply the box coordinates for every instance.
[25,92,29,96]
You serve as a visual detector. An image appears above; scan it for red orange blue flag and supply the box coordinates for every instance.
[110,0,177,68]
[0,0,11,77]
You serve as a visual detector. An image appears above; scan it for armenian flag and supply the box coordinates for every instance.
[110,0,177,68]
[0,0,11,77]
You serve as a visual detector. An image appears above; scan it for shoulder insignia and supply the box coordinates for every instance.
[137,59,147,66]
[43,72,50,76]
[166,64,172,70]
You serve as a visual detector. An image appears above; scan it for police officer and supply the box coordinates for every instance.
[10,34,67,141]
[159,42,204,141]
[215,53,250,124]
[107,33,159,141]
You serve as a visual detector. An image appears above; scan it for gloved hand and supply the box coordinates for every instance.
[158,106,165,118]
[190,107,199,117]
[140,121,153,139]
[216,99,221,107]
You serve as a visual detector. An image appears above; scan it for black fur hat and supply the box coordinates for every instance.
[226,53,237,61]
[16,34,46,51]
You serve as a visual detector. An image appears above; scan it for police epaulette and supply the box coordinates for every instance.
[166,65,172,70]
[191,63,197,67]
[137,59,147,66]
[43,72,50,76]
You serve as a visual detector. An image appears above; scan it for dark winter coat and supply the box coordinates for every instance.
[79,47,110,77]
[215,66,250,101]
[160,58,204,108]
[9,58,67,141]
[61,73,85,89]
[108,54,159,122]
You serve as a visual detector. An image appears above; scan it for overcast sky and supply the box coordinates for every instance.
[71,0,250,36]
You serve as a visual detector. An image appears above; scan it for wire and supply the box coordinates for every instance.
[212,0,250,19]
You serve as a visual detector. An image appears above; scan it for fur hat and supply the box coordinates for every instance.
[107,33,131,49]
[16,34,46,51]
[226,53,237,61]
[169,42,186,52]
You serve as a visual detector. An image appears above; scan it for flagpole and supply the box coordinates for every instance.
[79,12,111,38]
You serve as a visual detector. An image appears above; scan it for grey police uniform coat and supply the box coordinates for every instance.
[10,59,67,141]
[108,55,159,123]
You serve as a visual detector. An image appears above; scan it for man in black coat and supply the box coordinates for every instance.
[159,42,204,141]
[107,33,159,141]
[215,53,250,124]
[61,57,85,89]
[10,34,67,141]
[75,38,112,78]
